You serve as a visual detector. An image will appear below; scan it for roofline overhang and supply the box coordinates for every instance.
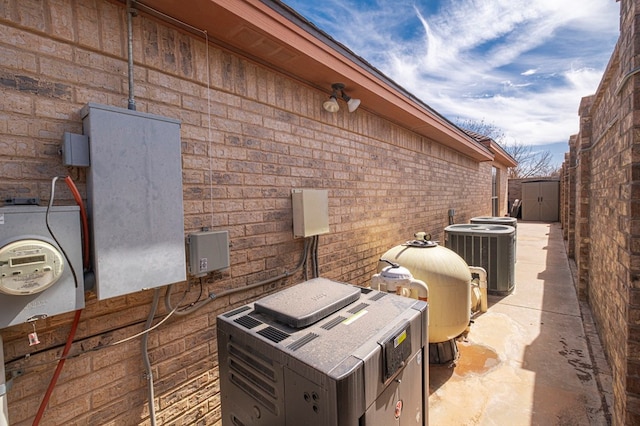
[135,0,494,162]
[479,140,518,168]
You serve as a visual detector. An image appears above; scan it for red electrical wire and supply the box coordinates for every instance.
[63,176,90,269]
[32,175,89,424]
[31,309,82,426]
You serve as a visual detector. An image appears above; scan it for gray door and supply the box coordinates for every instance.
[521,181,559,221]
[538,181,559,221]
[521,182,540,221]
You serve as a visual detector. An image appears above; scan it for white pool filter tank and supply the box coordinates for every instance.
[377,233,471,364]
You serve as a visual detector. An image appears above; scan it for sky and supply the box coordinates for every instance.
[282,0,620,167]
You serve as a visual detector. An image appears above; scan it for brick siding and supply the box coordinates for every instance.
[0,1,498,425]
[560,1,640,424]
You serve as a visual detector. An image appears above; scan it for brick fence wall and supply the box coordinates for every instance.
[560,1,640,424]
[0,1,500,424]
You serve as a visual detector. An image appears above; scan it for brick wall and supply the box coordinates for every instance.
[560,0,640,424]
[507,178,522,209]
[0,1,494,425]
[498,164,509,216]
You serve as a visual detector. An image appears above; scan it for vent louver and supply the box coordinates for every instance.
[287,333,319,351]
[234,315,262,329]
[258,326,290,343]
[321,316,346,330]
[227,341,278,414]
[369,292,387,301]
[224,306,251,318]
[229,372,278,414]
[347,303,369,314]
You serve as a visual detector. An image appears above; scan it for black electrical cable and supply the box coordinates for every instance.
[45,176,79,288]
[313,235,319,278]
[177,278,204,312]
[33,176,85,426]
[302,237,309,281]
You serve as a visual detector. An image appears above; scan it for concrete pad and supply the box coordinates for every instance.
[428,222,611,425]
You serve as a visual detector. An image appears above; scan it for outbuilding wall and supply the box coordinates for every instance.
[560,1,640,424]
[0,1,494,424]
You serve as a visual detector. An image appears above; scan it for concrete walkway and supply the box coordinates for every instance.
[428,222,613,425]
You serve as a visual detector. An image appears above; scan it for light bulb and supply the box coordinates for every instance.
[347,98,361,113]
[323,97,340,113]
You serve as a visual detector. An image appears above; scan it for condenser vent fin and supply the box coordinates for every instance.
[228,342,276,380]
[227,341,278,414]
[257,326,290,343]
[229,372,278,414]
[369,292,387,301]
[287,333,319,351]
[321,316,346,330]
[224,306,251,318]
[229,359,276,397]
[489,236,498,288]
[234,315,262,329]
[347,303,369,314]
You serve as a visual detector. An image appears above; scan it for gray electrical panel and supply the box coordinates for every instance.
[0,205,85,328]
[82,103,186,300]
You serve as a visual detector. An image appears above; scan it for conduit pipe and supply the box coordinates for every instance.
[126,0,136,110]
[615,66,640,95]
[141,288,161,426]
[165,238,312,315]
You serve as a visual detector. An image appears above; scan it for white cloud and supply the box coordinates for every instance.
[284,0,620,154]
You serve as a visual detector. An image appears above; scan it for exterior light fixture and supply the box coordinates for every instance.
[322,94,340,113]
[322,83,360,113]
[342,93,361,113]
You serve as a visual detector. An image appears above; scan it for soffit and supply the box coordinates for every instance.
[135,0,493,162]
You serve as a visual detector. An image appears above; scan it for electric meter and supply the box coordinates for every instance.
[0,239,65,295]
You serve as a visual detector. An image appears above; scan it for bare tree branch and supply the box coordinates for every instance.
[455,118,558,179]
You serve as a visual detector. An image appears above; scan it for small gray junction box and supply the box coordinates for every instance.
[188,230,230,276]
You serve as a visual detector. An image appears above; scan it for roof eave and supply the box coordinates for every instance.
[136,0,493,162]
[480,140,518,168]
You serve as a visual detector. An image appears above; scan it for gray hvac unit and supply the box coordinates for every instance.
[217,277,429,426]
[470,216,518,262]
[470,216,517,229]
[445,224,515,295]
